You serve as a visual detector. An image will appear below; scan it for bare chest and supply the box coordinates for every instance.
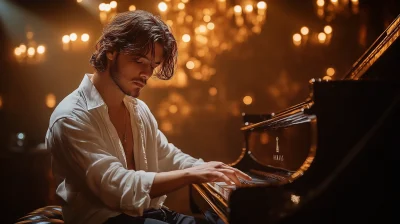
[109,111,136,170]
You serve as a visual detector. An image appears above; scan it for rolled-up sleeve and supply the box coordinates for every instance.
[48,115,156,215]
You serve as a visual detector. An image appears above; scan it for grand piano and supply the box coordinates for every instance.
[190,14,400,224]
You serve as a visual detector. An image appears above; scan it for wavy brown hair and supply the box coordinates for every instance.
[89,10,177,80]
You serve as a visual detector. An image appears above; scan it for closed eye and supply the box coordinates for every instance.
[132,57,144,63]
[132,56,161,69]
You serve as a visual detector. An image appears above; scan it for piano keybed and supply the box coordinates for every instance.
[207,170,291,201]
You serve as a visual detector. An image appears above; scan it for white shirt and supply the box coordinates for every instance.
[45,74,204,224]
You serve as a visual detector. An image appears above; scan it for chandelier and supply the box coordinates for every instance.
[147,0,268,88]
[294,0,360,48]
[156,92,192,134]
[98,1,118,25]
[13,29,46,64]
[61,32,90,52]
[292,25,333,47]
[314,0,359,22]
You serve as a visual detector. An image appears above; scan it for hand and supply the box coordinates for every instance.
[186,161,252,186]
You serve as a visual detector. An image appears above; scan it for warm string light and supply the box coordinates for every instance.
[323,67,336,80]
[128,4,136,11]
[208,87,218,96]
[61,33,90,51]
[147,0,268,88]
[243,96,253,105]
[45,93,57,109]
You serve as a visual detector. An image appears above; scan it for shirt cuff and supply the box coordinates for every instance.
[192,158,205,167]
[120,171,157,215]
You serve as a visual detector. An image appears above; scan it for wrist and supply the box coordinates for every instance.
[181,168,197,184]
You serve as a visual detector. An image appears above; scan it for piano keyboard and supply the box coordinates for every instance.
[207,171,289,200]
[241,171,286,185]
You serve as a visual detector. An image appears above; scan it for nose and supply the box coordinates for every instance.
[140,61,157,81]
[140,67,153,81]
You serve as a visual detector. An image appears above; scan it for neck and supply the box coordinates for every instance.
[91,71,125,109]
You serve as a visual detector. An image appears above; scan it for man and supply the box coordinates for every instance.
[46,10,251,224]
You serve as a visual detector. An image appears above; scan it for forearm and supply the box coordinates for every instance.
[149,169,194,198]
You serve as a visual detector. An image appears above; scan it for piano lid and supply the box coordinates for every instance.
[343,14,400,80]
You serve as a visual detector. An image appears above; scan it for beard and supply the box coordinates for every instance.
[109,54,140,98]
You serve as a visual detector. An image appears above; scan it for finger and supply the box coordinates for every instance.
[212,161,224,168]
[217,168,241,185]
[213,171,233,185]
[235,169,252,181]
[220,164,252,181]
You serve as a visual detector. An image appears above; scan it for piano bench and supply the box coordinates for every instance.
[15,205,64,223]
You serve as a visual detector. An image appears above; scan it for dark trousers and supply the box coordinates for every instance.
[104,207,210,224]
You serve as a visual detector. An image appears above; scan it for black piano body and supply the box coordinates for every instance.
[190,14,400,224]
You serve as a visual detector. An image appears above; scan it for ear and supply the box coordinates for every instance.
[106,52,113,60]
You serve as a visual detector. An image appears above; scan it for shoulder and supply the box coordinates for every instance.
[48,89,91,130]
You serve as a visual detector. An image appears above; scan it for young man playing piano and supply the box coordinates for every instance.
[46,10,251,224]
